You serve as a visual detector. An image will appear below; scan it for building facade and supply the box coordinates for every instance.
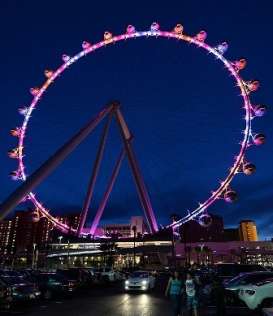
[239,220,258,241]
[180,213,224,242]
[103,216,147,237]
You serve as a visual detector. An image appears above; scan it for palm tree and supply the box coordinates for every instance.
[194,246,202,265]
[202,246,211,265]
[99,243,110,266]
[132,226,137,268]
[185,246,192,266]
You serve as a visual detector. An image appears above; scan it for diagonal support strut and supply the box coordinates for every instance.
[89,149,125,236]
[77,113,113,236]
[0,103,115,221]
[113,107,158,233]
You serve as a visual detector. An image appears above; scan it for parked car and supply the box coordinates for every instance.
[0,281,12,310]
[31,272,76,299]
[225,271,273,291]
[224,271,273,305]
[0,275,40,303]
[124,271,155,291]
[94,267,123,282]
[238,277,273,310]
[56,268,92,290]
[215,263,267,281]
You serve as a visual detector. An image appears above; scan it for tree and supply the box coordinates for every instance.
[99,241,117,267]
[194,246,202,265]
[185,246,192,266]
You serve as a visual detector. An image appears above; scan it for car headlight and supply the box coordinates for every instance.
[142,280,148,285]
[245,289,256,296]
[125,280,129,285]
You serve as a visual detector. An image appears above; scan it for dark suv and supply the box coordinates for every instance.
[31,272,76,299]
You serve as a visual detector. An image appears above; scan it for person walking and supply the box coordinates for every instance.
[165,271,184,316]
[185,273,199,316]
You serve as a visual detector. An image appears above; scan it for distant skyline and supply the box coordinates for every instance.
[0,1,272,239]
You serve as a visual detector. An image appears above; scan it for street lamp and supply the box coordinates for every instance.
[132,226,137,269]
[32,243,37,269]
[58,236,63,244]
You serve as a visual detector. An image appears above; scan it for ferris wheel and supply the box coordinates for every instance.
[2,22,267,237]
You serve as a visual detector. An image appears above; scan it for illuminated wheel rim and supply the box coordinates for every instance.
[9,23,265,235]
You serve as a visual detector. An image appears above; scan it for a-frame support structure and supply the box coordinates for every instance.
[0,101,158,236]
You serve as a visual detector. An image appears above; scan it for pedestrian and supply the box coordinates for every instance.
[211,276,226,316]
[165,271,184,316]
[185,272,199,316]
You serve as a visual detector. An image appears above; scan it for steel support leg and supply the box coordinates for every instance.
[114,108,158,233]
[89,149,125,236]
[77,113,113,236]
[0,103,116,220]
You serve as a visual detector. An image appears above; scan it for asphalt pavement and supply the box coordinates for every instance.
[2,283,260,316]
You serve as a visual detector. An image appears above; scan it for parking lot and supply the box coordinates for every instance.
[1,282,261,316]
[2,265,273,316]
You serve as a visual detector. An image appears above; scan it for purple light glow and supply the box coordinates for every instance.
[11,25,261,236]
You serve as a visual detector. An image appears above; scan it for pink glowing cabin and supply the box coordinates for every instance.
[150,22,160,31]
[253,133,266,145]
[198,213,212,227]
[82,41,91,49]
[234,58,247,71]
[253,104,267,117]
[195,30,207,42]
[126,25,136,34]
[173,24,183,35]
[104,31,113,41]
[243,163,256,175]
[224,189,237,203]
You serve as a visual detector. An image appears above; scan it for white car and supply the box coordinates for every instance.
[238,278,273,310]
[95,268,119,282]
[225,271,273,291]
[125,271,155,291]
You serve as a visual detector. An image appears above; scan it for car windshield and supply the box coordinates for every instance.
[1,276,26,285]
[217,264,266,277]
[40,274,66,282]
[58,270,79,279]
[227,272,273,286]
[131,272,148,278]
[0,271,21,277]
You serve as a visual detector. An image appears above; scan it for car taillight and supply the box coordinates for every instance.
[245,289,256,296]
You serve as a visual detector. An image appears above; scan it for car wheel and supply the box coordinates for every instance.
[43,290,52,300]
[261,298,273,308]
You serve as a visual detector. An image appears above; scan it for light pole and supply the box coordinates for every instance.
[32,243,37,269]
[58,236,63,244]
[132,226,137,269]
[67,240,70,268]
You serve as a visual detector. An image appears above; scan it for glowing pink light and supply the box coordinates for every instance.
[150,22,160,31]
[30,87,40,96]
[82,41,91,49]
[126,25,136,34]
[195,30,207,42]
[62,54,70,62]
[14,24,262,235]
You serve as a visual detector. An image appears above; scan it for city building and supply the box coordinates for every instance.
[175,240,273,266]
[56,213,80,232]
[0,219,13,256]
[103,216,147,237]
[13,210,37,254]
[180,213,224,242]
[223,228,240,241]
[239,220,259,241]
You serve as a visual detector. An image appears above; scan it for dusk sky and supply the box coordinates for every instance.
[0,1,272,238]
